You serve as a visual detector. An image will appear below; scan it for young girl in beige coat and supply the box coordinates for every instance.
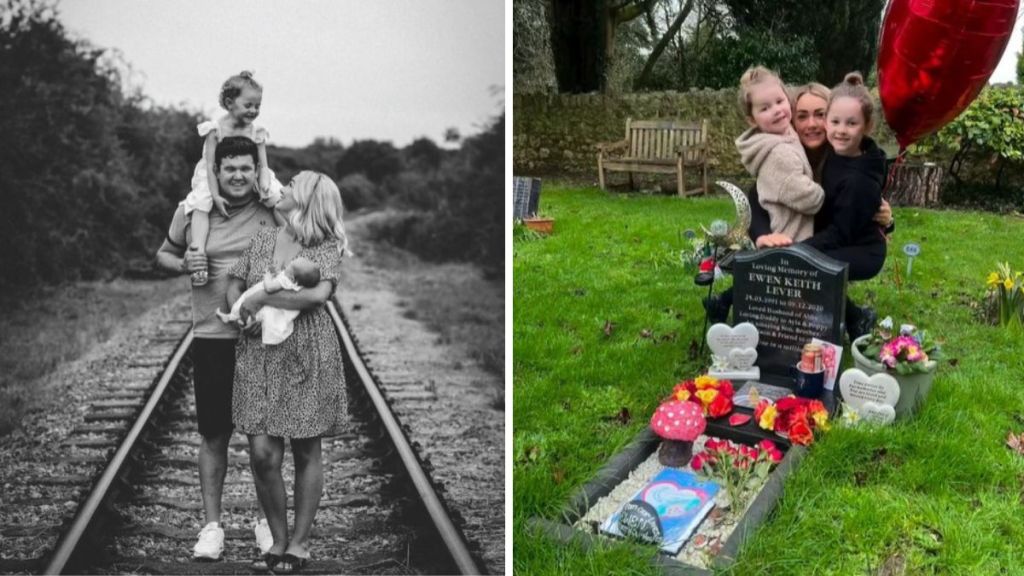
[734,66,823,242]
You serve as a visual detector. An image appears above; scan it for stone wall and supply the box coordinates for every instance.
[513,89,900,182]
[513,89,751,180]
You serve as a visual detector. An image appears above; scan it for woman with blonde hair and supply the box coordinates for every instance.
[226,170,351,573]
[706,76,894,341]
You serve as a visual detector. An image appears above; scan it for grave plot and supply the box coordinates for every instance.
[530,246,850,573]
[529,429,805,574]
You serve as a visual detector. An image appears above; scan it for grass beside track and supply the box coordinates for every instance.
[0,277,185,436]
[513,184,1024,575]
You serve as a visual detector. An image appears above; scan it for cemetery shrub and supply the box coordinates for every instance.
[913,85,1024,210]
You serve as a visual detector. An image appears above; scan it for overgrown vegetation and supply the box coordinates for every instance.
[514,185,1024,574]
[0,0,502,293]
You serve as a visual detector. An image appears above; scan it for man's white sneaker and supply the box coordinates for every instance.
[254,518,273,555]
[192,521,224,561]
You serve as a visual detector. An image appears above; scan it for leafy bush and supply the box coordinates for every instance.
[913,86,1024,208]
[336,173,380,212]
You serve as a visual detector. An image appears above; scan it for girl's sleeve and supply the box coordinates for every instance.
[805,176,881,251]
[309,242,343,289]
[757,147,824,215]
[197,120,219,138]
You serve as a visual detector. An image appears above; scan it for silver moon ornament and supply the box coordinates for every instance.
[715,180,752,248]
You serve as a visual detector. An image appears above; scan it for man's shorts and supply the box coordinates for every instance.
[192,338,237,437]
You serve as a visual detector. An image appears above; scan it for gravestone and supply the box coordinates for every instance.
[513,177,541,220]
[732,244,848,377]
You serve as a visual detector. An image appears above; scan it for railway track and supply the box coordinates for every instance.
[1,295,486,575]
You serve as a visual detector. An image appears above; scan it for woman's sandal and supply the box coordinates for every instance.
[251,552,283,573]
[273,552,309,574]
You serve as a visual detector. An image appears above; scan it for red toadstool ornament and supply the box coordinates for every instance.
[651,399,706,467]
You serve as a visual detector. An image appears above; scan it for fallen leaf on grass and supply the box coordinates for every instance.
[570,345,583,356]
[948,358,959,367]
[1006,431,1024,455]
[639,328,653,339]
[688,339,700,360]
[552,467,566,484]
[602,407,632,425]
[876,553,906,576]
[603,320,615,337]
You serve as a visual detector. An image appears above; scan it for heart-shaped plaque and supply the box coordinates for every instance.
[727,347,758,370]
[839,369,900,412]
[706,322,759,359]
[858,401,896,425]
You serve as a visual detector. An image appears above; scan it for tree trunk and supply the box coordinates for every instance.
[634,0,695,88]
[549,0,608,93]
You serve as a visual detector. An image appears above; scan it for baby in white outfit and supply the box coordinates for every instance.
[218,257,321,345]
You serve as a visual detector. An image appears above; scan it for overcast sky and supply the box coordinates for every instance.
[991,17,1023,84]
[58,0,504,148]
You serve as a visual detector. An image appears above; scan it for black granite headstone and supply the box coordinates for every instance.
[513,177,541,220]
[732,244,847,377]
[617,499,663,545]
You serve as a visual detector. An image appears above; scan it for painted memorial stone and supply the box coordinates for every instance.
[838,368,900,411]
[617,499,663,544]
[707,322,760,381]
[732,245,847,375]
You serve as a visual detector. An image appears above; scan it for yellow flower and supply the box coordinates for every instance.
[1004,277,1015,291]
[759,404,778,430]
[695,389,717,406]
[674,389,691,402]
[811,409,830,431]
[986,272,1001,287]
[694,375,718,389]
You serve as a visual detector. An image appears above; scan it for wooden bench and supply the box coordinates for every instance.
[597,118,709,197]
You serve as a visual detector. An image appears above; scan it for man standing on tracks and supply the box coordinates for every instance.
[155,136,276,561]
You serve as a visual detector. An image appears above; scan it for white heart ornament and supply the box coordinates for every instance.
[706,322,759,359]
[728,347,758,370]
[857,402,896,425]
[839,368,900,411]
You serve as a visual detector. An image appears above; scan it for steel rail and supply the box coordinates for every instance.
[327,298,482,575]
[43,329,195,575]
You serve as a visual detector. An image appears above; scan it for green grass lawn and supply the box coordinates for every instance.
[513,185,1024,575]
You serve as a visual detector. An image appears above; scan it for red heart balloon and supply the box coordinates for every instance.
[877,0,1020,149]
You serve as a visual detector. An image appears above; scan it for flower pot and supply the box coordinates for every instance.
[523,217,554,234]
[850,335,938,420]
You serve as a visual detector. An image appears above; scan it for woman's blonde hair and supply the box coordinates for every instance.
[284,171,352,256]
[737,65,784,118]
[828,72,876,132]
[791,82,831,113]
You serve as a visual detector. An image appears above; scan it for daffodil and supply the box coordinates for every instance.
[1004,277,1015,291]
[987,271,1001,287]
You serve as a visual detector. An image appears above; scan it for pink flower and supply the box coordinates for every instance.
[690,454,705,470]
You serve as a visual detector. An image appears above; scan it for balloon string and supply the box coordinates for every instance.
[884,148,907,200]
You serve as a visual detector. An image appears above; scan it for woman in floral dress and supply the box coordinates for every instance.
[226,171,351,573]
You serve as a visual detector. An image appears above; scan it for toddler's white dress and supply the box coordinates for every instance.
[181,118,282,214]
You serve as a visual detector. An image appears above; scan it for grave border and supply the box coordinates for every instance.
[528,427,806,574]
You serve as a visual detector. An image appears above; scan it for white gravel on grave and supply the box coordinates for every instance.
[574,435,769,569]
